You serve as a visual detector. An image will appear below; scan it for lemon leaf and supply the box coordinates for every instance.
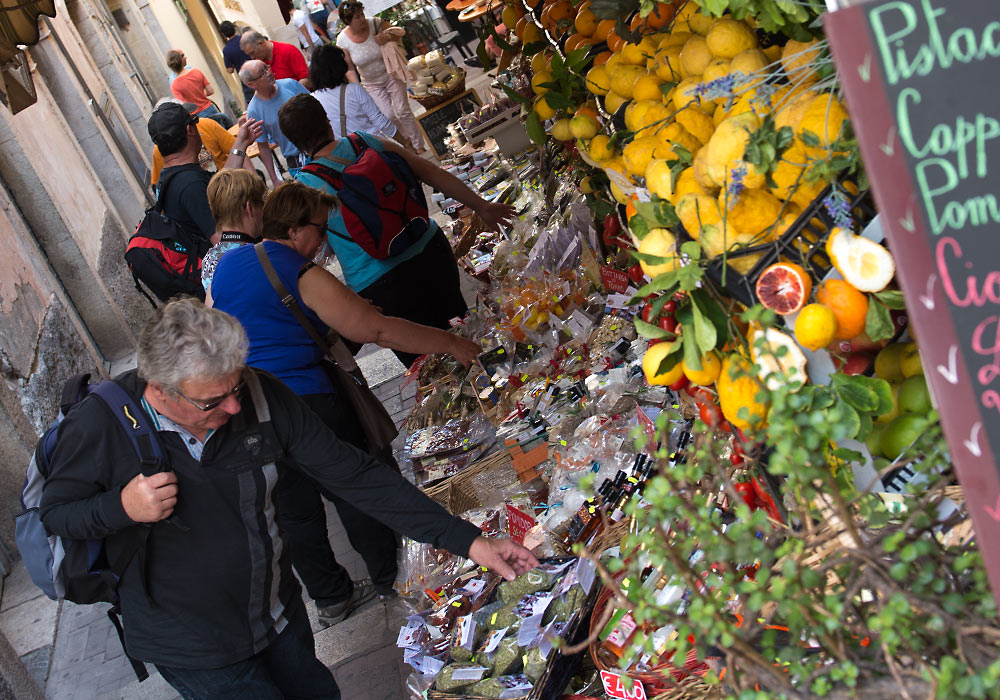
[831,374,879,413]
[656,346,683,376]
[865,299,894,342]
[682,329,702,371]
[690,297,718,355]
[635,318,676,340]
[874,290,906,310]
[525,112,546,146]
[847,375,894,416]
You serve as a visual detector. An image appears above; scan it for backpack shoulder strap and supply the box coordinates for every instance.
[59,373,92,415]
[90,381,166,476]
[339,84,348,139]
[301,160,342,187]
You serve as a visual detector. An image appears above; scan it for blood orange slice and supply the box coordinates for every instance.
[755,262,812,315]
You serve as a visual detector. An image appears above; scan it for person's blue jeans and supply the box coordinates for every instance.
[195,103,234,129]
[155,602,340,700]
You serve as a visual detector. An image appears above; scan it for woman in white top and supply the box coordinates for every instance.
[335,1,426,152]
[291,3,322,58]
[309,45,415,149]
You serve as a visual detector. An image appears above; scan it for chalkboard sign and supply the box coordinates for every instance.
[415,89,482,158]
[826,0,1000,600]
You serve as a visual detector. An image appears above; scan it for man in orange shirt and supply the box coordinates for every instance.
[240,31,310,83]
[150,100,254,187]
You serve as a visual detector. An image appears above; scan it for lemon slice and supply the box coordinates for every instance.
[826,227,896,292]
[752,328,807,392]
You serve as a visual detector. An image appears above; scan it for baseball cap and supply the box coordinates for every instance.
[147,102,198,148]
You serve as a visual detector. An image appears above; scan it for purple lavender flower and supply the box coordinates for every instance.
[694,73,741,101]
[823,189,853,230]
[726,163,746,206]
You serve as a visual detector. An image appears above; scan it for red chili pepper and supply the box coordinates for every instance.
[734,481,757,510]
[698,401,721,428]
[751,477,783,522]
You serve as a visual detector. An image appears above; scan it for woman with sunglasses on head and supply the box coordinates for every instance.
[335,1,426,152]
[208,181,479,625]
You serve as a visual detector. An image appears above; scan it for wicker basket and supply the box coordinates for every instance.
[422,451,520,514]
[413,68,468,109]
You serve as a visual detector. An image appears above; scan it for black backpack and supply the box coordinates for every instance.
[124,171,210,306]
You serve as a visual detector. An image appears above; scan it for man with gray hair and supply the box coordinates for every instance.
[240,29,309,82]
[39,298,538,700]
[240,58,309,185]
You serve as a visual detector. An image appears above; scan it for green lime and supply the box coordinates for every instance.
[900,342,923,378]
[875,383,901,424]
[865,422,886,458]
[898,375,931,414]
[874,343,905,383]
[880,414,929,461]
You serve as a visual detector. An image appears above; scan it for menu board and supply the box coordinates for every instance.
[415,89,482,158]
[825,0,1000,599]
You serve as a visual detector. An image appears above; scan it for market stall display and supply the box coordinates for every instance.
[380,0,1000,698]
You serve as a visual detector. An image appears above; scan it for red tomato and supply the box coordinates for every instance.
[642,303,657,323]
[629,265,645,284]
[662,299,677,314]
[699,401,721,427]
[669,376,689,391]
[658,315,677,333]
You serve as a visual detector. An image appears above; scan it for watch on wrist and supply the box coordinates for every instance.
[231,147,246,158]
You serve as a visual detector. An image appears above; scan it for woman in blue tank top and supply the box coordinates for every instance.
[210,181,479,626]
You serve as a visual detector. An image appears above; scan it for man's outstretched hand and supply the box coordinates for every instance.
[467,536,540,581]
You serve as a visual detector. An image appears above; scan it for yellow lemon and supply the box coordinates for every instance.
[522,21,542,45]
[569,113,600,139]
[609,63,646,98]
[622,35,659,66]
[676,192,721,235]
[675,108,715,145]
[530,51,550,74]
[729,48,770,77]
[637,102,672,134]
[638,227,680,277]
[674,1,712,35]
[718,353,767,431]
[781,38,822,86]
[722,187,782,235]
[692,145,717,190]
[799,94,849,157]
[643,341,684,386]
[633,74,665,102]
[683,350,722,386]
[679,35,713,77]
[589,134,615,161]
[656,122,702,158]
[705,18,758,59]
[672,78,713,114]
[706,111,760,185]
[604,91,628,114]
[900,342,923,378]
[645,158,675,200]
[623,135,660,178]
[531,70,554,95]
[794,303,838,351]
[609,179,630,205]
[670,167,705,205]
[534,94,557,120]
[653,46,683,81]
[605,51,624,75]
[825,227,896,292]
[585,65,611,96]
[659,31,691,50]
[550,118,574,141]
[773,86,817,133]
[768,141,809,201]
[501,3,521,30]
[624,99,656,132]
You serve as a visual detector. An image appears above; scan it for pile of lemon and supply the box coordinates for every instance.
[523,0,853,280]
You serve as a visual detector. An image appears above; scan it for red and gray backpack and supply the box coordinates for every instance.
[301,133,430,259]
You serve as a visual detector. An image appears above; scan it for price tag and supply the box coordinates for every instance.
[456,615,476,650]
[396,619,425,649]
[458,578,487,598]
[505,504,536,545]
[410,655,445,676]
[516,612,545,647]
[450,666,488,682]
[480,627,508,654]
[600,265,630,294]
[600,670,648,700]
[576,557,597,594]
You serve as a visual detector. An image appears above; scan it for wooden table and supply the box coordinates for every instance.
[458,0,501,22]
[445,0,478,10]
[226,124,278,160]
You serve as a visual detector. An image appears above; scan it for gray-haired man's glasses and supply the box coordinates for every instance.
[173,378,247,411]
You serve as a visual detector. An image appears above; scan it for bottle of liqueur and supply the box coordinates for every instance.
[560,478,613,547]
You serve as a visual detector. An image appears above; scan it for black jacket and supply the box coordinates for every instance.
[39,369,479,669]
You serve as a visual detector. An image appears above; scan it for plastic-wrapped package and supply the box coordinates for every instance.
[466,674,534,698]
[475,636,522,675]
[497,568,557,603]
[434,662,490,691]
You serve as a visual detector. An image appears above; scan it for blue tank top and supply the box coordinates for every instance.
[211,241,334,396]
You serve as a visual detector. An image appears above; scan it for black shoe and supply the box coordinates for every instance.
[463,57,481,68]
[316,580,377,627]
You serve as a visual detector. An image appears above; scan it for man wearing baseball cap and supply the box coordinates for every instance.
[147,101,262,245]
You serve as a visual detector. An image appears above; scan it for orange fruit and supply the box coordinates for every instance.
[575,7,598,35]
[755,262,812,315]
[630,2,676,32]
[607,30,626,52]
[593,18,616,41]
[565,33,597,51]
[625,193,640,221]
[593,50,612,66]
[515,15,529,40]
[815,278,869,339]
[541,0,573,33]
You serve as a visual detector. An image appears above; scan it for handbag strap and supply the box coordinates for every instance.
[253,242,360,372]
[338,84,348,139]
